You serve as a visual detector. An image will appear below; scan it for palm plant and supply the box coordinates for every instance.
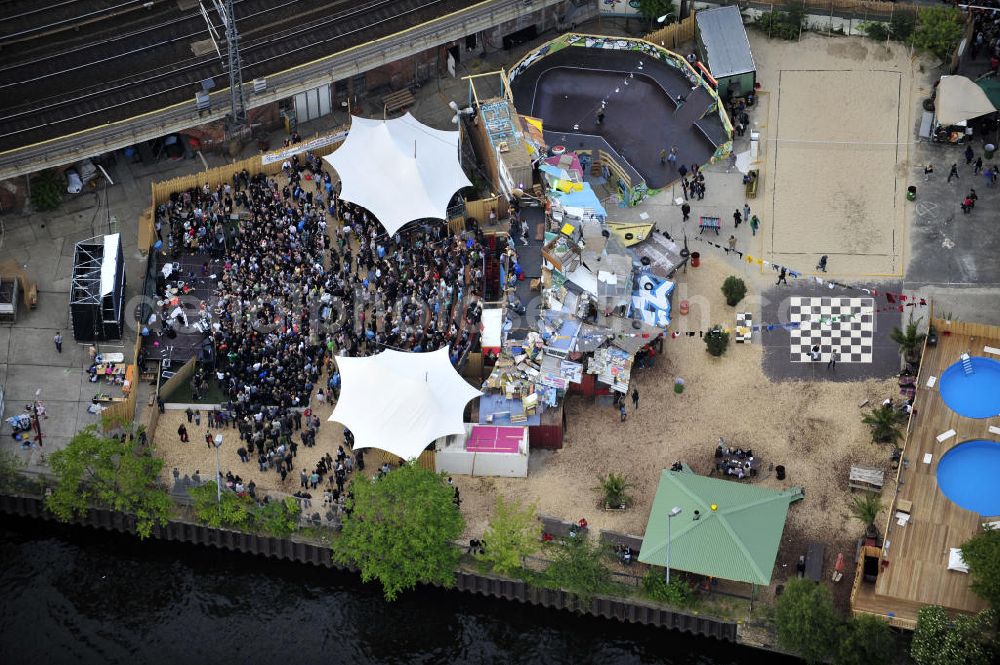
[849,492,883,539]
[862,405,907,444]
[890,316,927,363]
[595,472,634,509]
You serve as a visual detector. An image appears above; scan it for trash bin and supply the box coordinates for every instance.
[907,185,917,201]
[690,252,700,267]
[776,465,786,481]
[674,377,685,394]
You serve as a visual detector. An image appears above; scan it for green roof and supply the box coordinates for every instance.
[637,470,803,586]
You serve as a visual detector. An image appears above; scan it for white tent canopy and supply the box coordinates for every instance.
[936,75,997,126]
[328,347,481,460]
[322,113,472,235]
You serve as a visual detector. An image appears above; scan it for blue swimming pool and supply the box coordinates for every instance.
[937,440,1000,515]
[939,356,1000,419]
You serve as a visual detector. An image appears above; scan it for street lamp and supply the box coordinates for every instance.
[665,505,682,583]
[213,433,224,503]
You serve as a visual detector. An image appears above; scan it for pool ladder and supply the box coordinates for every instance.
[960,353,974,376]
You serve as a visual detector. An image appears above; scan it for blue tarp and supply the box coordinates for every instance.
[478,393,541,427]
[554,183,608,218]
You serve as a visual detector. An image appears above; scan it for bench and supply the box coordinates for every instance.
[698,216,721,235]
[848,464,884,493]
[382,89,415,114]
[805,542,825,582]
[744,169,759,199]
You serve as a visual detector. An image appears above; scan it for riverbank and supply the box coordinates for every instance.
[0,491,780,648]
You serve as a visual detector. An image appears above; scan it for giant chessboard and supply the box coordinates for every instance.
[789,297,874,363]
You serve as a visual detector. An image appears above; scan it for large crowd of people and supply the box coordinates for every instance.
[153,148,490,495]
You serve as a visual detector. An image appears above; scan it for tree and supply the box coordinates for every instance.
[909,7,965,60]
[835,614,896,665]
[705,325,730,357]
[641,570,696,607]
[912,605,997,665]
[476,496,541,576]
[890,317,926,363]
[774,578,838,664]
[595,472,634,509]
[46,426,172,538]
[961,526,1000,609]
[861,405,907,444]
[637,0,676,28]
[30,170,65,211]
[332,462,464,601]
[538,537,622,603]
[721,275,747,306]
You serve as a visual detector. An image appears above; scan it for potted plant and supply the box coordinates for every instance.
[861,405,907,445]
[849,491,883,540]
[705,325,730,357]
[595,472,634,510]
[890,316,927,364]
[721,276,747,307]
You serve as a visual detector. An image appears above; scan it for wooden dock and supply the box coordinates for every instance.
[851,318,1000,628]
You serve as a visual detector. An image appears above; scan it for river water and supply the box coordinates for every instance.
[0,518,797,665]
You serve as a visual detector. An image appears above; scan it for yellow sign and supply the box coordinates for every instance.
[560,223,575,236]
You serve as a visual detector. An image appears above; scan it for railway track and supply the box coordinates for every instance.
[0,0,462,150]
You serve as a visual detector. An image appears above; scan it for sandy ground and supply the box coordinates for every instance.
[458,257,897,573]
[752,33,918,278]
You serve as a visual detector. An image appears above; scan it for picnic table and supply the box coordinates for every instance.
[698,216,721,235]
[848,464,885,493]
[805,542,825,581]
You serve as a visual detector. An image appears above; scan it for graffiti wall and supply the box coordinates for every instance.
[599,0,644,17]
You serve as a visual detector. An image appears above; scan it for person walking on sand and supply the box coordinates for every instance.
[733,210,742,228]
[178,424,189,443]
[974,156,983,175]
[947,163,959,183]
[681,202,691,222]
[750,214,760,236]
[923,163,934,181]
[743,203,750,222]
[619,403,627,422]
[728,235,737,252]
[776,267,788,285]
[964,144,974,165]
[827,351,838,370]
[631,388,639,410]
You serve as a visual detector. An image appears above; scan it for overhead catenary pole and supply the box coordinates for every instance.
[213,0,247,133]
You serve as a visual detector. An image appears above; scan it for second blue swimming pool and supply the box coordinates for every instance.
[936,439,1000,515]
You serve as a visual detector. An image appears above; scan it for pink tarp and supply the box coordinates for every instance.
[543,153,583,180]
[465,425,523,453]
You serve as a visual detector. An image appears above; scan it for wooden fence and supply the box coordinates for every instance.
[159,356,198,402]
[140,126,351,254]
[643,12,697,49]
[466,196,508,225]
[930,317,1000,341]
[100,365,138,431]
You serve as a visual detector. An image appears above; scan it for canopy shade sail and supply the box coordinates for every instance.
[936,75,997,126]
[322,113,473,235]
[638,469,803,586]
[328,347,482,460]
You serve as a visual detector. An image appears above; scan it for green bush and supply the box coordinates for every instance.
[259,497,301,537]
[961,526,1000,609]
[705,325,730,357]
[890,10,917,41]
[31,170,65,211]
[835,614,895,665]
[721,276,747,306]
[189,482,256,530]
[753,10,803,40]
[909,7,965,60]
[641,570,696,608]
[860,21,890,41]
[537,538,622,603]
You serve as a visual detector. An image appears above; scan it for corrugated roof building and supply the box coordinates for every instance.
[639,468,803,586]
[696,6,757,99]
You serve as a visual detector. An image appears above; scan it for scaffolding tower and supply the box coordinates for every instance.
[70,234,125,342]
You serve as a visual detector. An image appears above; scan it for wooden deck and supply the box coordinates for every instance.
[851,318,1000,626]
